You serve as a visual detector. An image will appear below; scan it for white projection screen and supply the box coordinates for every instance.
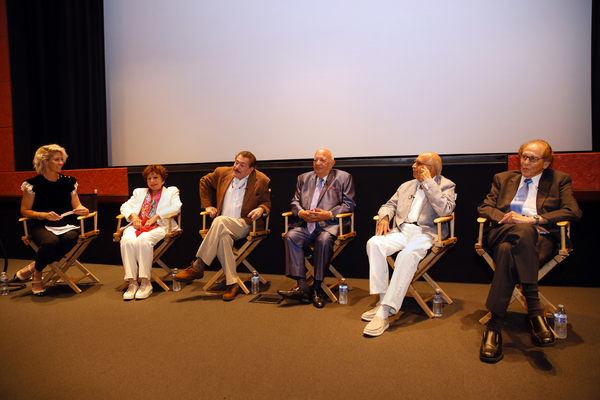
[104,0,593,166]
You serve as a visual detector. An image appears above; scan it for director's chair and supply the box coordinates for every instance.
[201,212,271,294]
[475,218,572,324]
[282,211,356,303]
[114,212,183,292]
[372,213,456,318]
[19,193,100,294]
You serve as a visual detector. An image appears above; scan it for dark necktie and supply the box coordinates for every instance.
[510,178,533,215]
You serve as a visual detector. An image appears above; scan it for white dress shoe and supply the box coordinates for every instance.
[135,283,153,300]
[361,305,395,322]
[363,316,389,337]
[123,283,138,301]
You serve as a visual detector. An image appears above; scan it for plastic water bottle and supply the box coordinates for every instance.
[432,289,443,317]
[171,268,181,292]
[338,279,348,305]
[251,271,260,294]
[554,304,567,339]
[0,272,8,296]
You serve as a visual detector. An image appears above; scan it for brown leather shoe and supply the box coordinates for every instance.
[173,262,204,283]
[223,284,239,301]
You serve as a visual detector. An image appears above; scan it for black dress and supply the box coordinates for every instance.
[21,174,81,271]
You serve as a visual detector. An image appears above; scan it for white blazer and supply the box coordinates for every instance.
[120,186,182,230]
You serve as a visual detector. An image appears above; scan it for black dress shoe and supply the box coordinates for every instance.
[311,290,325,309]
[480,330,503,363]
[529,316,556,347]
[278,288,311,303]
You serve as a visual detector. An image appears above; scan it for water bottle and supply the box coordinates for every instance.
[338,279,348,305]
[171,268,181,292]
[554,304,567,339]
[251,271,260,294]
[0,272,8,296]
[432,289,443,317]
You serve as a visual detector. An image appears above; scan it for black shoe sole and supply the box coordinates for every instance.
[480,353,504,363]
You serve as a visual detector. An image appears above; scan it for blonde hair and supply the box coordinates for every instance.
[33,144,68,175]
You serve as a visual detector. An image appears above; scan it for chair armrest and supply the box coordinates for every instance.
[281,212,293,237]
[113,214,126,242]
[199,211,210,235]
[476,217,487,247]
[165,212,181,235]
[336,212,355,239]
[434,213,455,245]
[250,212,269,236]
[556,221,570,253]
[434,215,453,224]
[78,211,98,238]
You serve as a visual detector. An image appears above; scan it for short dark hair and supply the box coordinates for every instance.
[142,164,168,181]
[518,140,554,168]
[236,151,257,168]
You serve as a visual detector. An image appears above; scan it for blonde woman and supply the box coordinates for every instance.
[14,144,89,296]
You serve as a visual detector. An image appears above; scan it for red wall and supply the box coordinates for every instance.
[0,0,14,173]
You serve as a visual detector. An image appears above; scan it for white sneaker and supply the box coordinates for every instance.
[363,316,390,337]
[135,283,153,300]
[123,283,138,301]
[361,305,395,322]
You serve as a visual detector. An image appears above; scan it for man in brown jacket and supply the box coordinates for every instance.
[174,151,271,301]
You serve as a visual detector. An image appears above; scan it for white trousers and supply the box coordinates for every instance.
[196,216,249,285]
[366,223,433,314]
[120,225,167,281]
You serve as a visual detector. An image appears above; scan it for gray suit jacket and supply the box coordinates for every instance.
[378,175,456,241]
[289,169,356,237]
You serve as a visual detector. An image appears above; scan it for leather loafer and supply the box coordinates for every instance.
[222,284,239,301]
[173,261,205,283]
[480,330,503,363]
[278,288,311,303]
[311,290,325,309]
[529,316,556,347]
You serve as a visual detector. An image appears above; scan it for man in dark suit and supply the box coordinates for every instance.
[478,140,582,363]
[174,151,271,301]
[278,148,356,308]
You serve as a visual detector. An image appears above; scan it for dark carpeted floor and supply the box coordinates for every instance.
[1,259,599,400]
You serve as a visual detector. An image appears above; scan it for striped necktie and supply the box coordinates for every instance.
[510,178,533,215]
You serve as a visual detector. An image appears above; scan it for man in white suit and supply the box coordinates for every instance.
[362,152,455,336]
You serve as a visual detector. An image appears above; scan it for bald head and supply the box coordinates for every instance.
[413,152,442,180]
[313,148,336,178]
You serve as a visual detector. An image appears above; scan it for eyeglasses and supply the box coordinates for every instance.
[520,155,543,163]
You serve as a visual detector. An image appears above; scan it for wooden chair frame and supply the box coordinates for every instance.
[201,212,270,294]
[114,213,182,292]
[20,209,100,294]
[282,212,356,303]
[373,213,456,318]
[475,218,571,324]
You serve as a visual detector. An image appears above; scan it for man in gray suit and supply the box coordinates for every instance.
[278,148,356,308]
[363,152,455,337]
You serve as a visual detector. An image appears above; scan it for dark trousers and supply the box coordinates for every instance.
[484,223,556,318]
[31,227,80,272]
[284,227,336,282]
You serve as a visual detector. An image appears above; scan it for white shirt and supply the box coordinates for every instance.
[221,175,249,218]
[406,182,426,223]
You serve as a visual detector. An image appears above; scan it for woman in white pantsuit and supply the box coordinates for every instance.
[119,165,182,300]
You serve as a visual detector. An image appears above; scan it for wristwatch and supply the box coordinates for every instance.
[533,215,540,225]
